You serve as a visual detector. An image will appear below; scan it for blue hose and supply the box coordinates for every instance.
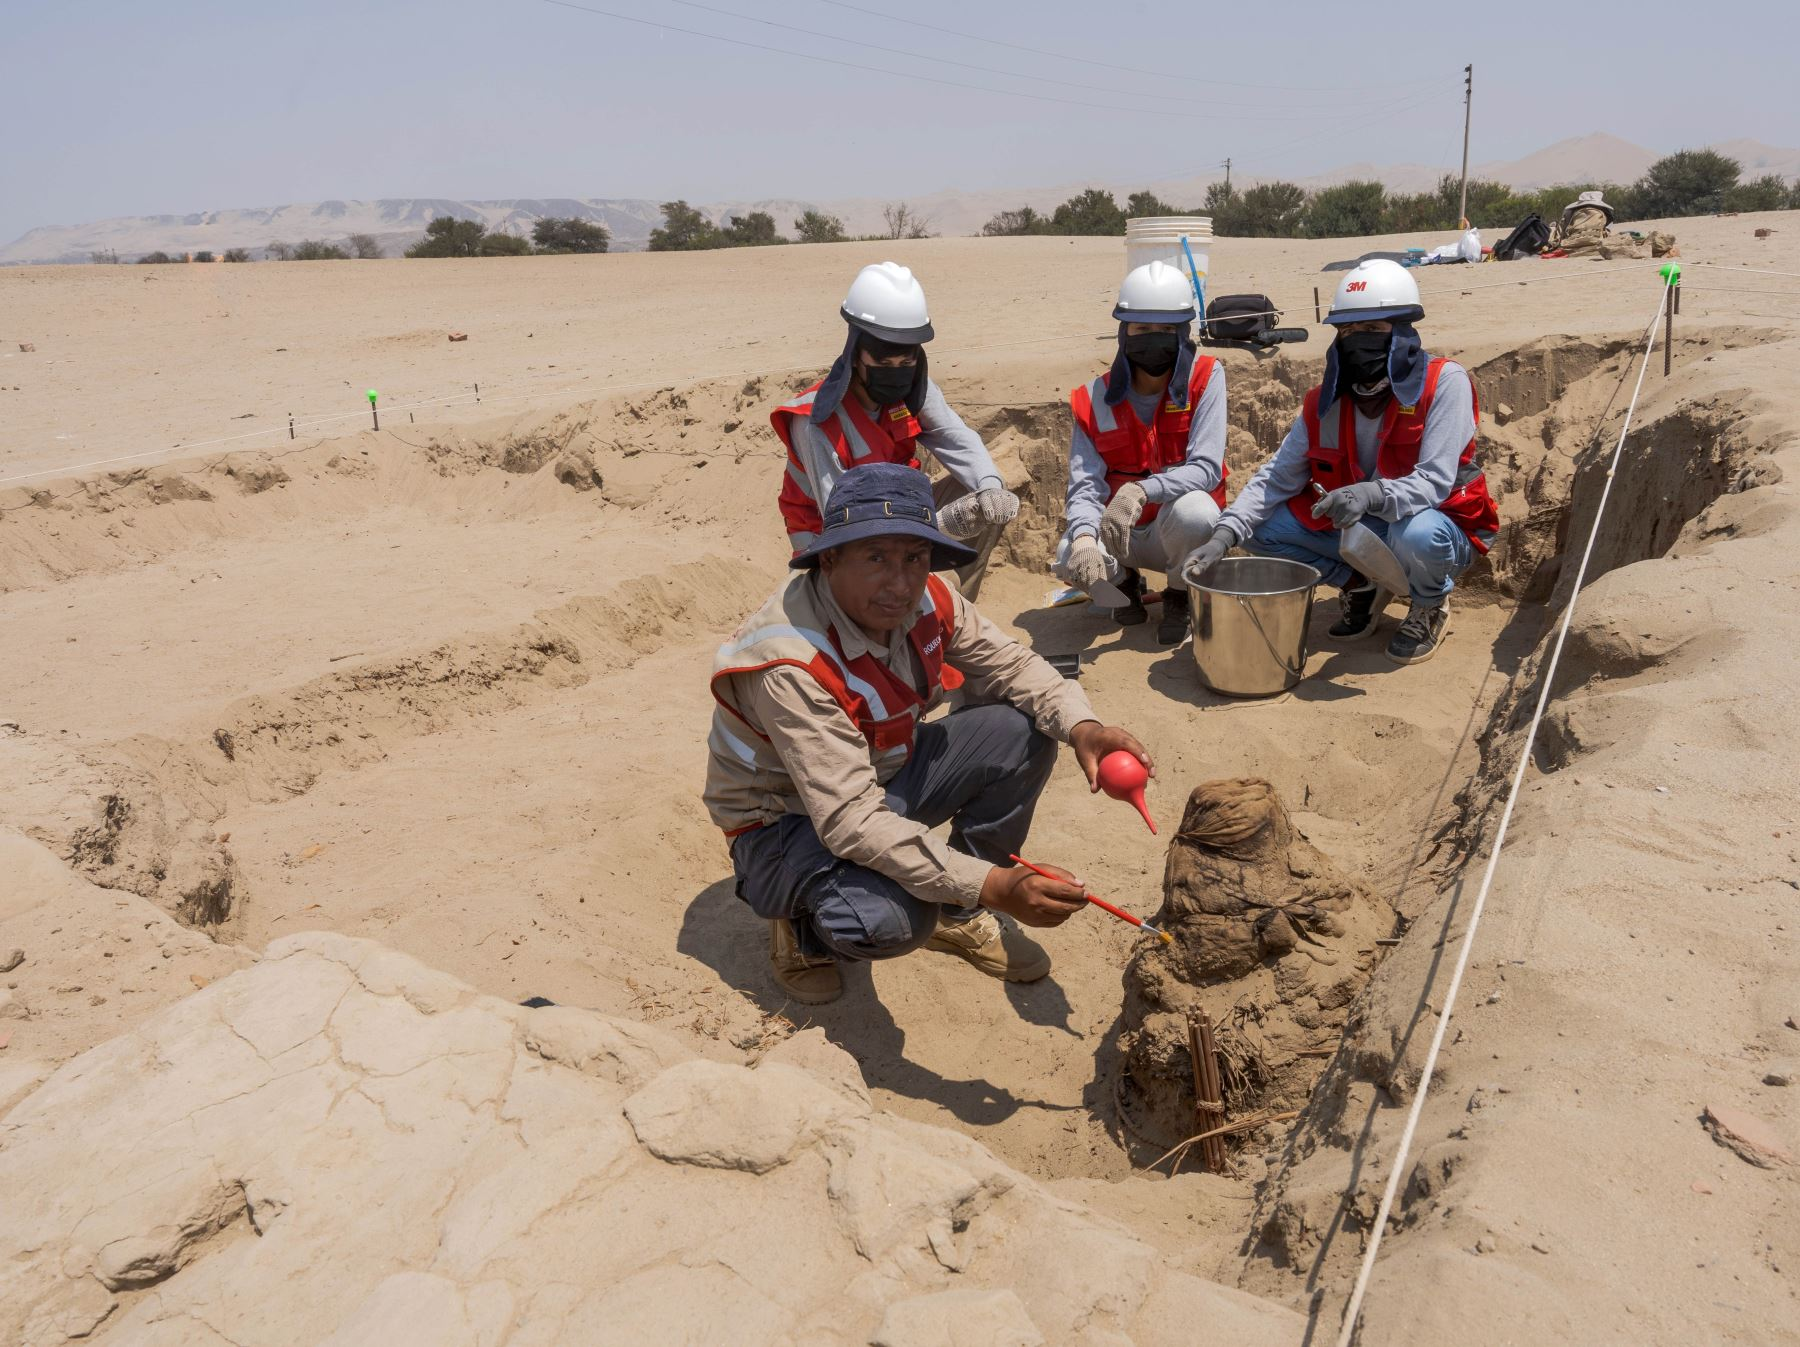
[1180,235,1207,330]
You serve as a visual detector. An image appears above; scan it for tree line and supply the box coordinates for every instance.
[644,201,931,251]
[981,151,1800,241]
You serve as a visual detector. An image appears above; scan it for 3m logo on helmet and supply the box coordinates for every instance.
[1346,281,1368,292]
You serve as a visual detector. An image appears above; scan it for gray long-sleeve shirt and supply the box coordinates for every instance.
[1063,367,1228,542]
[789,379,1002,519]
[1219,363,1476,541]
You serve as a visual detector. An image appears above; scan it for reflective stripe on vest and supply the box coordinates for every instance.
[1069,357,1228,523]
[707,574,964,835]
[1285,357,1499,553]
[770,380,924,547]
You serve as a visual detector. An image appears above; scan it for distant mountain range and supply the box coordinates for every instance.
[7,133,1796,265]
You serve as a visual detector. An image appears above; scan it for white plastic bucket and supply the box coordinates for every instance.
[1124,216,1212,285]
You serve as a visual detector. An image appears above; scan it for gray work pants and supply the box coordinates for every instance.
[729,704,1056,962]
[1052,490,1221,607]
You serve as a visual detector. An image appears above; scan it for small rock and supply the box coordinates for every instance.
[1691,1181,1713,1195]
[1703,1104,1794,1168]
[17,342,34,353]
[1655,785,1669,794]
[1486,991,1503,1005]
[1530,1240,1551,1254]
[1494,402,1515,425]
[0,949,22,974]
[447,332,468,342]
[189,973,210,990]
[1764,1074,1790,1088]
[1474,1236,1497,1254]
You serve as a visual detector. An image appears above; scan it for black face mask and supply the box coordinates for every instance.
[1122,332,1180,376]
[1337,331,1392,390]
[860,361,916,406]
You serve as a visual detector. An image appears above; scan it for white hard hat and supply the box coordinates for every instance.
[841,262,934,343]
[1113,260,1196,323]
[1326,258,1424,325]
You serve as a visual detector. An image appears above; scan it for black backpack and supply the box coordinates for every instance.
[1204,293,1277,341]
[1493,213,1551,260]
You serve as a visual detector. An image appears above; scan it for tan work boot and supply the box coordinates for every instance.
[769,920,842,1005]
[925,909,1051,982]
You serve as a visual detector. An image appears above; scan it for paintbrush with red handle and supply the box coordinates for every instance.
[1007,854,1173,944]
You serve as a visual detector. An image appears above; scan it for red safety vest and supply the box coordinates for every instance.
[770,380,923,549]
[707,573,964,836]
[1284,358,1499,553]
[1068,357,1228,525]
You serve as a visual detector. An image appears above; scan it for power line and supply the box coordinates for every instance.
[538,0,1382,124]
[808,0,1440,95]
[657,0,1359,111]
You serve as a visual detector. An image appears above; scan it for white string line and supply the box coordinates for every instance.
[1332,275,1674,1347]
[1687,261,1800,281]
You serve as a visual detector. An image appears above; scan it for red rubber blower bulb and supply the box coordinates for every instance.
[1097,750,1156,834]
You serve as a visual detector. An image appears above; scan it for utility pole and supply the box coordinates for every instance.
[1457,64,1473,228]
[1223,157,1231,193]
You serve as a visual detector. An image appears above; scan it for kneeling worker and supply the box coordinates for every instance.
[1056,260,1227,645]
[705,462,1152,1004]
[1183,259,1497,665]
[771,262,1019,599]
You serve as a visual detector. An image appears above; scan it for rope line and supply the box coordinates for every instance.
[1330,275,1675,1347]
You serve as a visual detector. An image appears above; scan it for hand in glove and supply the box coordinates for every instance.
[1179,524,1237,587]
[1099,482,1148,560]
[936,487,1019,539]
[1310,480,1385,529]
[972,486,1020,526]
[1066,535,1112,593]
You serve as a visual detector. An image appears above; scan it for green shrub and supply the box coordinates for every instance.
[291,239,349,260]
[531,217,610,253]
[221,248,251,263]
[405,216,488,258]
[793,210,847,244]
[647,200,721,251]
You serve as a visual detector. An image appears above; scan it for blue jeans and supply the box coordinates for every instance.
[1247,503,1474,602]
[729,704,1056,962]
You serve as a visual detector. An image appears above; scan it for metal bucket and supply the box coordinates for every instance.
[1189,557,1321,697]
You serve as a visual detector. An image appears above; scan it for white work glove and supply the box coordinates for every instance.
[1067,535,1111,592]
[1098,481,1149,561]
[1311,481,1385,529]
[1179,523,1238,587]
[936,487,1019,540]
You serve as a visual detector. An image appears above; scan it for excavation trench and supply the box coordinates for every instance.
[956,330,1780,1190]
[0,332,1779,1213]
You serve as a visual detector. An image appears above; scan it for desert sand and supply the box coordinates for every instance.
[2,214,1797,1344]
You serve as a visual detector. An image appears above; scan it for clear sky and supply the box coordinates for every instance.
[4,0,1792,243]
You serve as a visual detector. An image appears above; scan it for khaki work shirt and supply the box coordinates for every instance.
[731,577,1096,907]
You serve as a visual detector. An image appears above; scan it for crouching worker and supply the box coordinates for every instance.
[1182,260,1497,665]
[771,261,1019,600]
[705,462,1153,1005]
[1055,260,1227,645]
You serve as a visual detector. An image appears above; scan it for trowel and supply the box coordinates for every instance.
[1312,484,1410,598]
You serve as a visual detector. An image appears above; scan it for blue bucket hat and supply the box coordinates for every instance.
[790,462,978,571]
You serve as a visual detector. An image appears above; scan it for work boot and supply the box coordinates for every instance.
[1387,599,1450,665]
[924,909,1051,982]
[768,920,842,1005]
[1327,578,1387,641]
[1113,568,1148,626]
[1157,587,1191,646]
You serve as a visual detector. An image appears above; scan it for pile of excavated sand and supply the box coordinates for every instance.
[2,932,1302,1346]
[3,215,1797,1343]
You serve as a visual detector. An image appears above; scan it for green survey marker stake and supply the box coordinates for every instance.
[367,388,379,432]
